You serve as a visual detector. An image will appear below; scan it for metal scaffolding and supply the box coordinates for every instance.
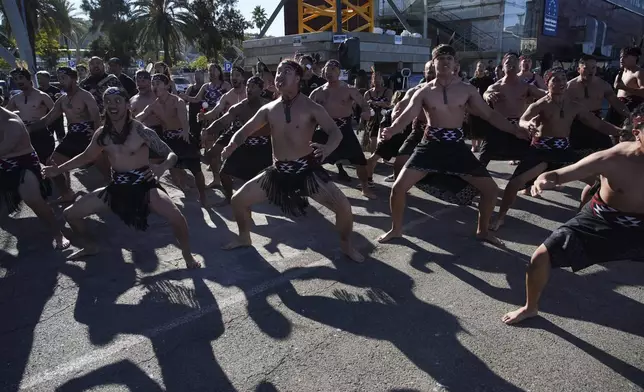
[297,0,375,33]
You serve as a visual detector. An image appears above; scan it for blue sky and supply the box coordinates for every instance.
[70,0,285,37]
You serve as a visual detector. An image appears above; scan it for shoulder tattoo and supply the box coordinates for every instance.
[135,122,172,156]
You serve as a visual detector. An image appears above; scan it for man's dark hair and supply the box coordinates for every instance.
[431,44,456,60]
[135,70,151,79]
[621,46,642,59]
[247,75,265,90]
[579,54,597,64]
[299,55,314,64]
[10,67,31,79]
[57,67,78,79]
[279,59,304,78]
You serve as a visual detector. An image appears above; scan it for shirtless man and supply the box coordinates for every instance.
[135,74,209,207]
[605,47,644,128]
[388,63,436,181]
[130,70,164,163]
[205,76,271,205]
[32,67,102,203]
[480,53,545,166]
[0,107,69,249]
[491,68,623,230]
[502,110,644,325]
[6,68,56,164]
[42,87,200,268]
[517,55,546,89]
[567,55,632,206]
[198,67,247,187]
[219,59,364,262]
[310,60,374,198]
[378,45,528,245]
[365,62,435,182]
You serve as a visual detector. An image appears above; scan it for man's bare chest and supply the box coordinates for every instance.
[104,134,145,155]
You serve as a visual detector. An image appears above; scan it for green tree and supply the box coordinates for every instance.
[186,0,249,62]
[35,26,61,69]
[130,0,194,67]
[81,0,138,66]
[251,5,267,31]
[0,0,73,66]
[190,55,209,70]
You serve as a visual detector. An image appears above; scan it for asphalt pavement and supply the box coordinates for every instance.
[1,155,643,392]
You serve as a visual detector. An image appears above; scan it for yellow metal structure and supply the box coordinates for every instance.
[297,0,374,34]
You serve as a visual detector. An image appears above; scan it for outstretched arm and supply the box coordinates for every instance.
[536,148,613,188]
[204,106,237,137]
[38,98,64,128]
[469,87,526,138]
[135,123,178,169]
[52,128,105,173]
[519,101,542,134]
[181,84,206,103]
[577,109,621,136]
[225,104,270,155]
[387,87,424,134]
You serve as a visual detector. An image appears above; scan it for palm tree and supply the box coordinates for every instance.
[131,0,195,67]
[1,0,72,66]
[251,5,267,31]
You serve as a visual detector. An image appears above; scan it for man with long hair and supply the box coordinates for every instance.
[42,87,200,268]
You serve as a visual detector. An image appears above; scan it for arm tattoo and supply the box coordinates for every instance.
[136,124,173,156]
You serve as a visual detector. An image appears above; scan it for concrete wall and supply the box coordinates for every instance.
[243,32,432,73]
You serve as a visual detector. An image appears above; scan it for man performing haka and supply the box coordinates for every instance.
[135,74,209,207]
[6,68,56,165]
[219,59,364,262]
[501,110,644,324]
[386,63,436,182]
[517,55,547,89]
[198,66,247,187]
[32,67,102,204]
[490,68,624,231]
[0,107,70,249]
[478,52,545,166]
[130,70,164,163]
[377,45,528,245]
[42,87,200,268]
[205,76,272,205]
[310,59,374,198]
[566,55,631,207]
[606,47,644,129]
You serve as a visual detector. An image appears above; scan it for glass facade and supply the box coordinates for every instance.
[376,0,642,61]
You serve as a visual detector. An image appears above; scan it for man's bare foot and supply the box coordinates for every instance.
[50,192,76,205]
[377,229,403,243]
[53,236,71,250]
[476,232,505,248]
[183,252,202,269]
[215,199,230,207]
[361,188,377,200]
[67,245,100,260]
[489,217,504,231]
[341,241,364,262]
[502,305,538,325]
[222,234,253,250]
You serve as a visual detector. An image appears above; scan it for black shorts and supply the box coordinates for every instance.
[312,117,367,165]
[29,128,55,164]
[406,127,487,205]
[570,113,613,157]
[54,122,94,159]
[543,193,644,272]
[477,117,529,163]
[162,129,201,172]
[397,120,425,157]
[511,137,580,187]
[220,136,272,181]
